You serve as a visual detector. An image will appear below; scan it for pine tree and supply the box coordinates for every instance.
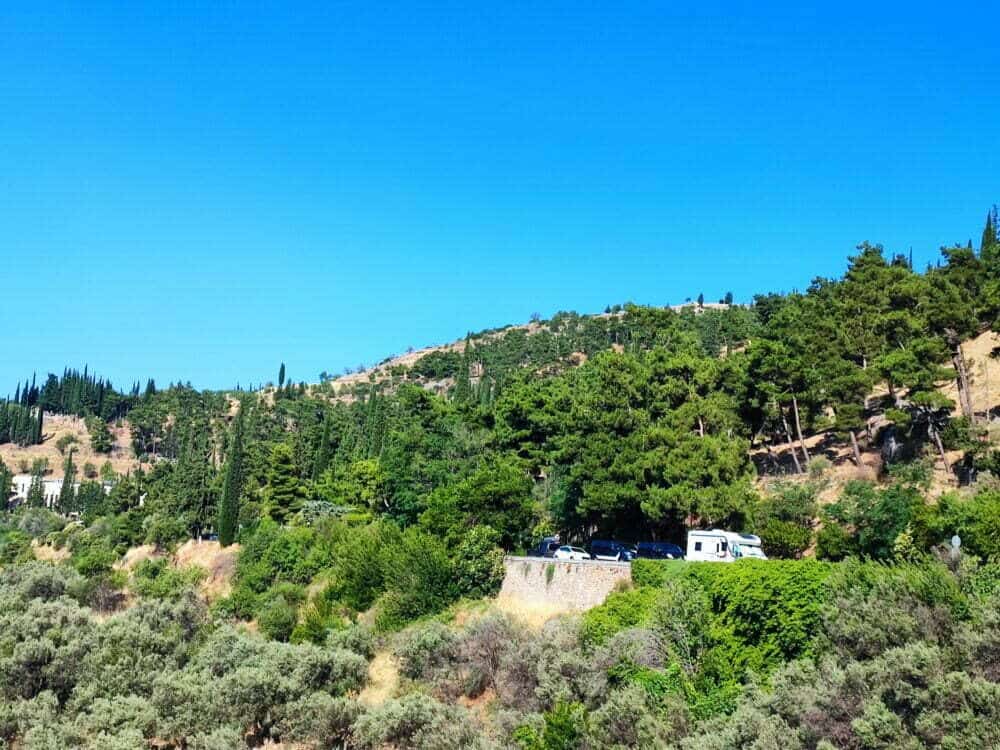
[217,409,244,546]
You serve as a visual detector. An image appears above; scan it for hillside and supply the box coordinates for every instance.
[5,236,1000,749]
[0,413,142,480]
[299,302,748,406]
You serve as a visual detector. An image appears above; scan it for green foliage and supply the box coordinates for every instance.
[826,480,924,559]
[257,593,298,641]
[86,417,114,454]
[217,409,244,547]
[815,521,858,561]
[705,560,831,669]
[515,702,588,750]
[581,587,660,645]
[758,519,812,559]
[263,444,306,524]
[130,559,205,600]
[69,532,118,578]
[451,524,505,598]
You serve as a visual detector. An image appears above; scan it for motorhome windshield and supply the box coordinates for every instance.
[732,543,766,559]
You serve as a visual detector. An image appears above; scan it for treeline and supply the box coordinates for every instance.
[70,208,1000,550]
[3,367,156,434]
[0,402,43,447]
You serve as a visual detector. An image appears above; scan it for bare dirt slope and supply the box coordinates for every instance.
[0,414,142,478]
[174,539,240,601]
[941,329,1000,421]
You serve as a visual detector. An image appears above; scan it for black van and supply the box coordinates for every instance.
[589,539,636,561]
[635,541,684,560]
[528,537,561,558]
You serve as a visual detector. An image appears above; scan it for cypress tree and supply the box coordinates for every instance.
[59,449,77,512]
[264,443,304,524]
[982,210,996,253]
[278,362,286,389]
[217,409,244,547]
[312,413,333,481]
[0,460,12,505]
[453,336,473,403]
[26,472,45,508]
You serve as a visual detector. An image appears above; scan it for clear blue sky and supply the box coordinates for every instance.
[2,2,998,392]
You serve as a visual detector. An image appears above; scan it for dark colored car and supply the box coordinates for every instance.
[635,541,684,560]
[589,539,636,561]
[528,537,561,558]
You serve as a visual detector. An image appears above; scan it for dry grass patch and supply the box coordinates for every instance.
[358,652,400,707]
[174,539,239,601]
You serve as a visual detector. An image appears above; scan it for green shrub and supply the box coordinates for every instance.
[290,592,346,645]
[706,560,831,668]
[394,620,457,679]
[452,525,505,598]
[758,480,821,525]
[581,587,660,646]
[257,595,298,642]
[758,519,811,559]
[0,528,33,564]
[70,533,118,578]
[142,513,189,548]
[820,559,969,660]
[815,522,858,561]
[214,584,259,620]
[514,701,588,750]
[131,559,206,600]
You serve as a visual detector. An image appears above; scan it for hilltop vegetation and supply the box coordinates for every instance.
[2,210,1000,747]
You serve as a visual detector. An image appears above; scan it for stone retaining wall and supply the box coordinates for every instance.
[496,556,631,616]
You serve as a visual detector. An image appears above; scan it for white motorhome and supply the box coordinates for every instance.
[686,529,767,562]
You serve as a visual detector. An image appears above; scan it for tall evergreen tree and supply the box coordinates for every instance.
[982,207,997,253]
[453,335,473,403]
[311,413,334,481]
[58,449,77,512]
[0,460,12,506]
[217,409,244,546]
[26,471,45,508]
[278,362,286,389]
[88,417,113,454]
[264,443,305,524]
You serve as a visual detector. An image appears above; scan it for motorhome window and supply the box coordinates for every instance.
[694,542,702,551]
[720,540,728,551]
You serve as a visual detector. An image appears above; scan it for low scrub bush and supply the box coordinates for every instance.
[130,559,206,600]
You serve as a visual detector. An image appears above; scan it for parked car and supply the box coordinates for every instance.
[686,529,767,562]
[589,539,636,561]
[554,545,589,561]
[635,541,684,560]
[528,536,561,558]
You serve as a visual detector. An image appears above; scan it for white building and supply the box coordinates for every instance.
[8,474,110,509]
